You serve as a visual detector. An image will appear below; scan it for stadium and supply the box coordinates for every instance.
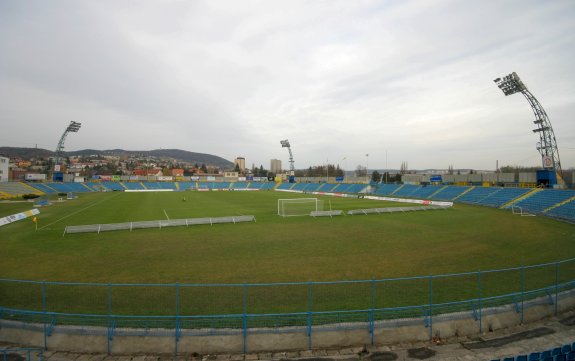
[2,2,575,360]
[1,165,575,357]
[1,77,575,360]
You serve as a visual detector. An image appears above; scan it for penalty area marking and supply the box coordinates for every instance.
[163,209,170,220]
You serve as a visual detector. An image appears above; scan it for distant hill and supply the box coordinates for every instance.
[0,147,54,159]
[0,147,234,169]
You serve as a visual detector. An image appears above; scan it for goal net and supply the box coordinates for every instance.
[277,198,324,217]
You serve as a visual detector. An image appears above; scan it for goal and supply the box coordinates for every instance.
[277,198,323,217]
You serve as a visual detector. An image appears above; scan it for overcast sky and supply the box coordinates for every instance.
[1,0,574,171]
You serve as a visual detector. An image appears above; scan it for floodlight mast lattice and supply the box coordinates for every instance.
[280,139,295,174]
[493,72,563,179]
[55,121,82,167]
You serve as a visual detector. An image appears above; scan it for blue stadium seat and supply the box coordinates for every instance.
[123,182,144,190]
[564,346,573,355]
[555,355,566,361]
[547,199,575,223]
[476,187,531,208]
[393,184,419,197]
[512,189,575,214]
[529,352,541,361]
[177,182,195,190]
[374,183,402,195]
[411,185,441,199]
[430,186,470,201]
[276,183,293,190]
[516,356,527,361]
[260,182,275,190]
[567,351,575,360]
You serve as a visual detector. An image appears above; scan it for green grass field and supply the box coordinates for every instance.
[1,190,575,317]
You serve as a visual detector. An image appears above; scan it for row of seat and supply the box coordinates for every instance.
[3,181,574,222]
[0,182,43,197]
[371,184,575,222]
[493,341,575,361]
[20,181,276,194]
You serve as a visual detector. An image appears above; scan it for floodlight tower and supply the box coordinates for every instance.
[494,72,563,181]
[280,139,295,174]
[54,121,82,167]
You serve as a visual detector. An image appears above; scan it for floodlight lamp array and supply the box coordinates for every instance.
[280,140,290,148]
[66,121,82,132]
[493,72,526,96]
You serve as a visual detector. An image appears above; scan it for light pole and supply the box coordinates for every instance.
[365,153,369,184]
[341,156,347,182]
[385,150,388,184]
[494,72,563,184]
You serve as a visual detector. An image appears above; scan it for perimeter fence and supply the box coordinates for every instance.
[1,258,575,353]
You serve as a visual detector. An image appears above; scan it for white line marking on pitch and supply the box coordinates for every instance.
[39,193,121,230]
[163,209,170,220]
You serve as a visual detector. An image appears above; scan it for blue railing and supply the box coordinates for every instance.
[1,258,575,354]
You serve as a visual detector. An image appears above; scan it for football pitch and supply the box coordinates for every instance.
[0,191,575,316]
[1,190,575,316]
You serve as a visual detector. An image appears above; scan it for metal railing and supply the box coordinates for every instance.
[1,258,574,354]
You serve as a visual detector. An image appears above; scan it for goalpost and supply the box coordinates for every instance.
[277,198,323,217]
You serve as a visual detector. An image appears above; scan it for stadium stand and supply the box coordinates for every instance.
[510,189,575,214]
[260,182,275,190]
[373,183,402,196]
[43,182,75,193]
[546,199,575,223]
[28,183,57,194]
[197,182,209,190]
[276,183,294,190]
[475,187,532,208]
[102,181,126,191]
[118,182,140,190]
[177,181,196,190]
[209,182,230,190]
[249,182,265,189]
[430,185,470,201]
[391,184,418,197]
[331,183,353,193]
[411,185,442,199]
[231,182,249,189]
[457,186,501,204]
[347,184,367,193]
[317,183,338,192]
[302,183,322,192]
[142,181,161,189]
[0,182,43,198]
[78,183,99,191]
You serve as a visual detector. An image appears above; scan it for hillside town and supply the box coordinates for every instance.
[0,152,277,183]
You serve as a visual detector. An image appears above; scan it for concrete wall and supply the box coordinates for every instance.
[2,293,574,355]
[519,172,537,183]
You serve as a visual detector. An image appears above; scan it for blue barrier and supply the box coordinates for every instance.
[1,258,575,354]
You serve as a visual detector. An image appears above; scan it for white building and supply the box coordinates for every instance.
[270,159,282,174]
[0,156,9,182]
